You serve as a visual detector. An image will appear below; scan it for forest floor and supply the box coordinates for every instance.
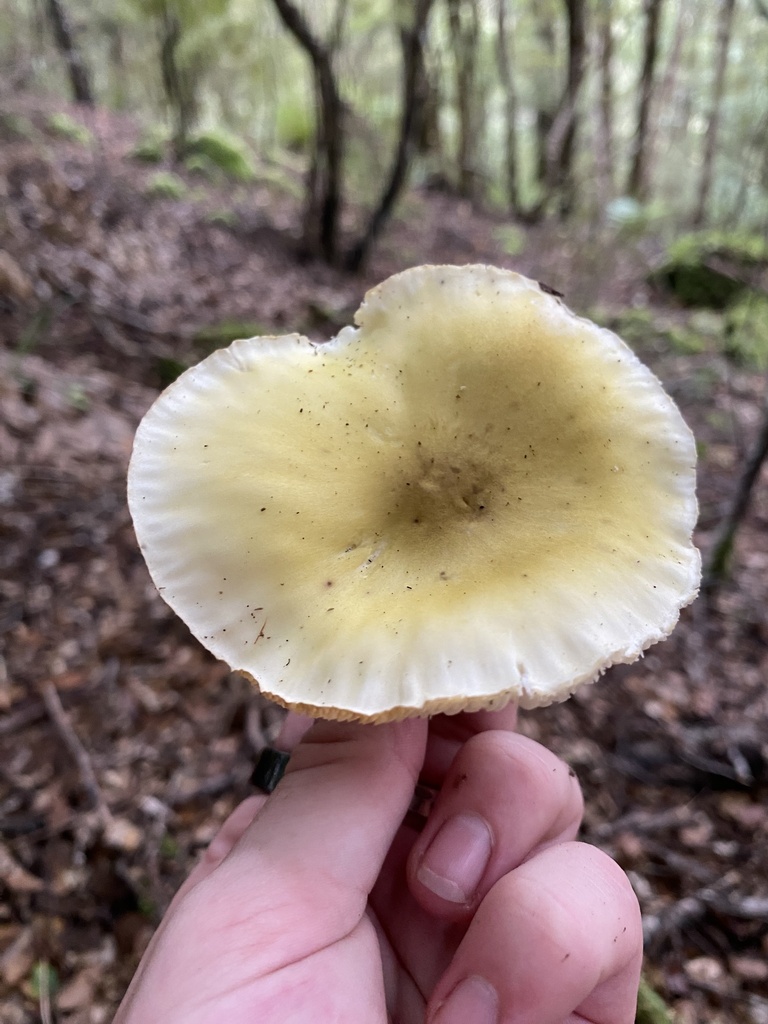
[1,93,768,1024]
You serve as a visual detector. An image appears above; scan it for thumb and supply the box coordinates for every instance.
[224,718,427,933]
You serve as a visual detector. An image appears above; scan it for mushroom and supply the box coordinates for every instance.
[127,264,700,722]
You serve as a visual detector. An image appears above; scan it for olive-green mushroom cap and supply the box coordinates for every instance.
[127,265,700,721]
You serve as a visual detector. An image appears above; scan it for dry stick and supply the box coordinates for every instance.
[39,681,113,829]
[705,389,768,590]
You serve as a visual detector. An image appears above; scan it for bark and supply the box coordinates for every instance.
[495,0,520,215]
[346,0,435,271]
[446,0,482,200]
[595,0,615,202]
[627,0,664,200]
[159,3,198,157]
[705,393,768,589]
[544,0,587,216]
[693,0,737,226]
[43,0,94,106]
[271,0,344,264]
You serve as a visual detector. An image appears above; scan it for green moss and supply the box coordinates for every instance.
[46,112,92,146]
[206,209,237,228]
[185,129,255,182]
[146,171,188,200]
[668,230,768,265]
[724,295,768,369]
[184,153,219,179]
[132,130,167,163]
[666,326,707,355]
[193,320,269,354]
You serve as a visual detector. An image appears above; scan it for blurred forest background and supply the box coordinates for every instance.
[1,0,768,1022]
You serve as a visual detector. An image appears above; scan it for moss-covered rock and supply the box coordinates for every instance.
[650,231,768,309]
[184,130,255,182]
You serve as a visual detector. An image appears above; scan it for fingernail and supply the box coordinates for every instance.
[431,976,499,1024]
[417,813,492,903]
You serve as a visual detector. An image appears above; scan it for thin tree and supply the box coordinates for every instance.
[347,0,435,271]
[649,0,690,184]
[693,0,737,226]
[626,0,664,200]
[595,0,615,203]
[158,1,199,156]
[706,388,768,589]
[544,0,587,216]
[495,0,520,215]
[43,0,94,105]
[446,0,482,201]
[271,0,345,264]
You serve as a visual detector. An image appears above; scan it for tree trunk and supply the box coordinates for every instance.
[43,0,94,105]
[627,0,664,200]
[595,0,615,205]
[692,0,736,226]
[346,0,435,271]
[447,0,482,201]
[650,0,689,180]
[705,392,768,590]
[159,3,198,157]
[271,0,344,264]
[496,0,520,215]
[544,0,587,216]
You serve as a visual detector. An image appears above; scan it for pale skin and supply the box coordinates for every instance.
[114,707,643,1024]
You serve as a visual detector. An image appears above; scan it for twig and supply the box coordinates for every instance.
[0,700,46,735]
[39,680,112,829]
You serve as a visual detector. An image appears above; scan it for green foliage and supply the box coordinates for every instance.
[66,382,90,413]
[635,975,673,1024]
[275,97,313,152]
[29,961,59,1000]
[46,112,92,146]
[155,356,188,387]
[602,307,707,356]
[145,171,188,200]
[159,831,180,858]
[185,129,254,181]
[667,230,768,266]
[724,295,768,369]
[492,224,526,258]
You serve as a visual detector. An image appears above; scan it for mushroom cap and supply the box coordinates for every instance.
[127,265,700,721]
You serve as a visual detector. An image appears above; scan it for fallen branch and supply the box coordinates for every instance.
[39,680,112,829]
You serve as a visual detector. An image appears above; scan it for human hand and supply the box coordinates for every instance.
[114,709,642,1024]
